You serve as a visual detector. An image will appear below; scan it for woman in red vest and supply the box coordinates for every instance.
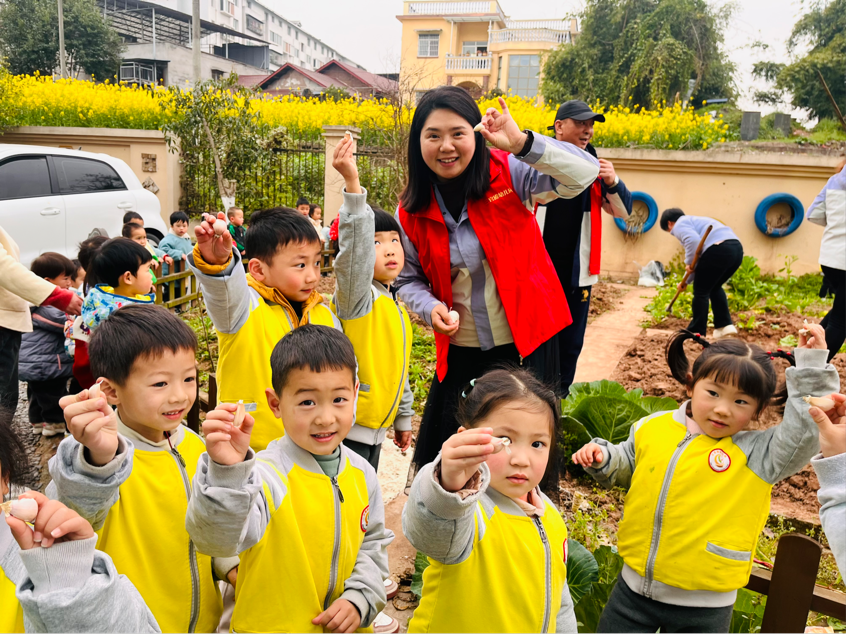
[395,86,600,474]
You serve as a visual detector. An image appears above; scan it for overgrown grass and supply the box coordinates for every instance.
[643,252,831,327]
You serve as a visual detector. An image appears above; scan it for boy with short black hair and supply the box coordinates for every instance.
[158,211,193,266]
[48,304,234,633]
[330,135,413,471]
[21,252,76,437]
[122,211,143,226]
[188,207,342,451]
[296,197,311,216]
[227,207,247,256]
[121,223,171,271]
[186,324,393,633]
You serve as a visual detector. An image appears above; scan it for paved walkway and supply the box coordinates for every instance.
[574,284,657,383]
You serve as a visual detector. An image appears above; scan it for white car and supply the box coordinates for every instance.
[0,144,166,268]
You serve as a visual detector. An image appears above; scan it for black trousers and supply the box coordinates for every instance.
[343,438,383,473]
[558,285,592,397]
[0,327,22,425]
[27,377,69,425]
[821,265,845,362]
[410,335,560,476]
[688,240,744,336]
[598,574,733,633]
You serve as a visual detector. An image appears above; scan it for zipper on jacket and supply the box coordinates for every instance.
[379,300,409,429]
[166,432,201,633]
[643,431,694,598]
[324,476,344,610]
[533,517,552,633]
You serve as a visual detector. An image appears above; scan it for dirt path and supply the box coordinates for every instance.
[574,284,657,383]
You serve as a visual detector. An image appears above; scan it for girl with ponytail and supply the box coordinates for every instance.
[572,324,841,633]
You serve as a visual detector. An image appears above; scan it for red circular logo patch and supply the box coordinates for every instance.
[708,448,731,472]
[360,505,370,532]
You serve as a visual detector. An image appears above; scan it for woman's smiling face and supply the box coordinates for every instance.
[420,108,477,182]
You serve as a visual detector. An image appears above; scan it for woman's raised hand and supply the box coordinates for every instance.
[477,97,529,155]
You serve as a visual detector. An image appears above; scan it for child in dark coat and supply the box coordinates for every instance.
[19,253,75,437]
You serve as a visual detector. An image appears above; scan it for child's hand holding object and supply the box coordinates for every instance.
[203,401,255,466]
[195,211,235,266]
[59,382,119,467]
[440,426,494,492]
[5,491,94,550]
[312,598,361,633]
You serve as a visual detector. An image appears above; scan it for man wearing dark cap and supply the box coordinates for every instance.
[537,100,633,396]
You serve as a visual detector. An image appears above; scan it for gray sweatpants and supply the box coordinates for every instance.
[598,575,733,633]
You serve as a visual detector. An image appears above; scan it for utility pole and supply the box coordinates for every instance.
[57,0,67,79]
[192,0,201,82]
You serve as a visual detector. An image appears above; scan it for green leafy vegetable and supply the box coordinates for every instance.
[567,538,600,605]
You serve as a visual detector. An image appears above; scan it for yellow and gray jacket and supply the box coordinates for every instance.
[47,421,237,633]
[0,518,160,634]
[185,434,393,632]
[332,189,413,447]
[586,348,839,607]
[402,457,577,633]
[188,249,342,452]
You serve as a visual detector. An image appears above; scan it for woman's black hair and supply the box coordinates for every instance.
[666,330,794,416]
[86,237,152,288]
[400,86,491,213]
[0,421,28,498]
[456,366,560,478]
[660,208,685,231]
[372,205,401,234]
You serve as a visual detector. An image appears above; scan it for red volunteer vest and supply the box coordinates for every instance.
[399,149,572,381]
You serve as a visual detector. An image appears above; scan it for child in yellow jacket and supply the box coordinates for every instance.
[188,208,341,451]
[48,304,237,633]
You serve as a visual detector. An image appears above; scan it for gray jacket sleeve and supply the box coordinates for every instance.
[0,515,25,586]
[394,377,413,433]
[185,450,269,558]
[734,348,838,484]
[333,188,376,321]
[402,457,490,565]
[186,249,251,335]
[16,537,161,633]
[812,452,846,575]
[46,435,134,531]
[556,579,578,633]
[584,423,638,490]
[339,468,393,627]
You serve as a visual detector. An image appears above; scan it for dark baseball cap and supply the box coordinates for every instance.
[547,100,606,129]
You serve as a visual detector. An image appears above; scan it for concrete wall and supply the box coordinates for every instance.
[1,126,180,226]
[125,42,266,85]
[592,148,841,279]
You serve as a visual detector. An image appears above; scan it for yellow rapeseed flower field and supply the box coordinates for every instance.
[0,74,727,150]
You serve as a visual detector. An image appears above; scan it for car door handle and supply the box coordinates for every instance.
[117,202,134,210]
[40,207,61,216]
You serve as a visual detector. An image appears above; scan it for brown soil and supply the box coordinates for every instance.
[610,313,846,524]
[588,282,628,324]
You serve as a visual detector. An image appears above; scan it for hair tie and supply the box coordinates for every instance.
[461,378,477,399]
[694,333,700,337]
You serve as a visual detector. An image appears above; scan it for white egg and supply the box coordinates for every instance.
[9,499,38,522]
[447,310,460,325]
[213,219,228,235]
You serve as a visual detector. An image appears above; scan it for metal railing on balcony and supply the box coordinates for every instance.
[445,54,492,71]
[119,62,155,84]
[407,1,493,15]
[489,28,571,44]
[504,19,570,30]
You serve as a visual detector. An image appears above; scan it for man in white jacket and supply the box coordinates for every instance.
[0,226,82,421]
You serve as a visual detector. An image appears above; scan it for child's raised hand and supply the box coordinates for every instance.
[799,322,827,350]
[572,442,605,468]
[5,491,94,550]
[203,402,255,466]
[331,133,362,195]
[59,385,119,467]
[195,212,234,266]
[808,392,846,458]
[440,426,494,492]
[312,598,361,633]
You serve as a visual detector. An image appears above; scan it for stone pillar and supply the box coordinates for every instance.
[322,125,360,225]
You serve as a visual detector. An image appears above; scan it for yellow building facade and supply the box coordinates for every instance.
[397,1,577,101]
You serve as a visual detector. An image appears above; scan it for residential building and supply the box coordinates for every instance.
[238,59,398,97]
[396,0,578,100]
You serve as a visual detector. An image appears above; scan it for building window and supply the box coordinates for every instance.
[507,54,539,98]
[496,55,502,87]
[211,69,225,80]
[414,90,429,104]
[417,33,439,57]
[271,31,282,44]
[306,54,311,63]
[300,42,304,51]
[287,25,291,35]
[284,42,291,54]
[246,14,263,35]
[295,31,299,40]
[294,49,299,58]
[462,41,487,55]
[233,18,239,29]
[270,51,284,66]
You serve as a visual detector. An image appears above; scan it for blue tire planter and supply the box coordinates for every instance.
[614,191,658,234]
[754,193,804,237]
